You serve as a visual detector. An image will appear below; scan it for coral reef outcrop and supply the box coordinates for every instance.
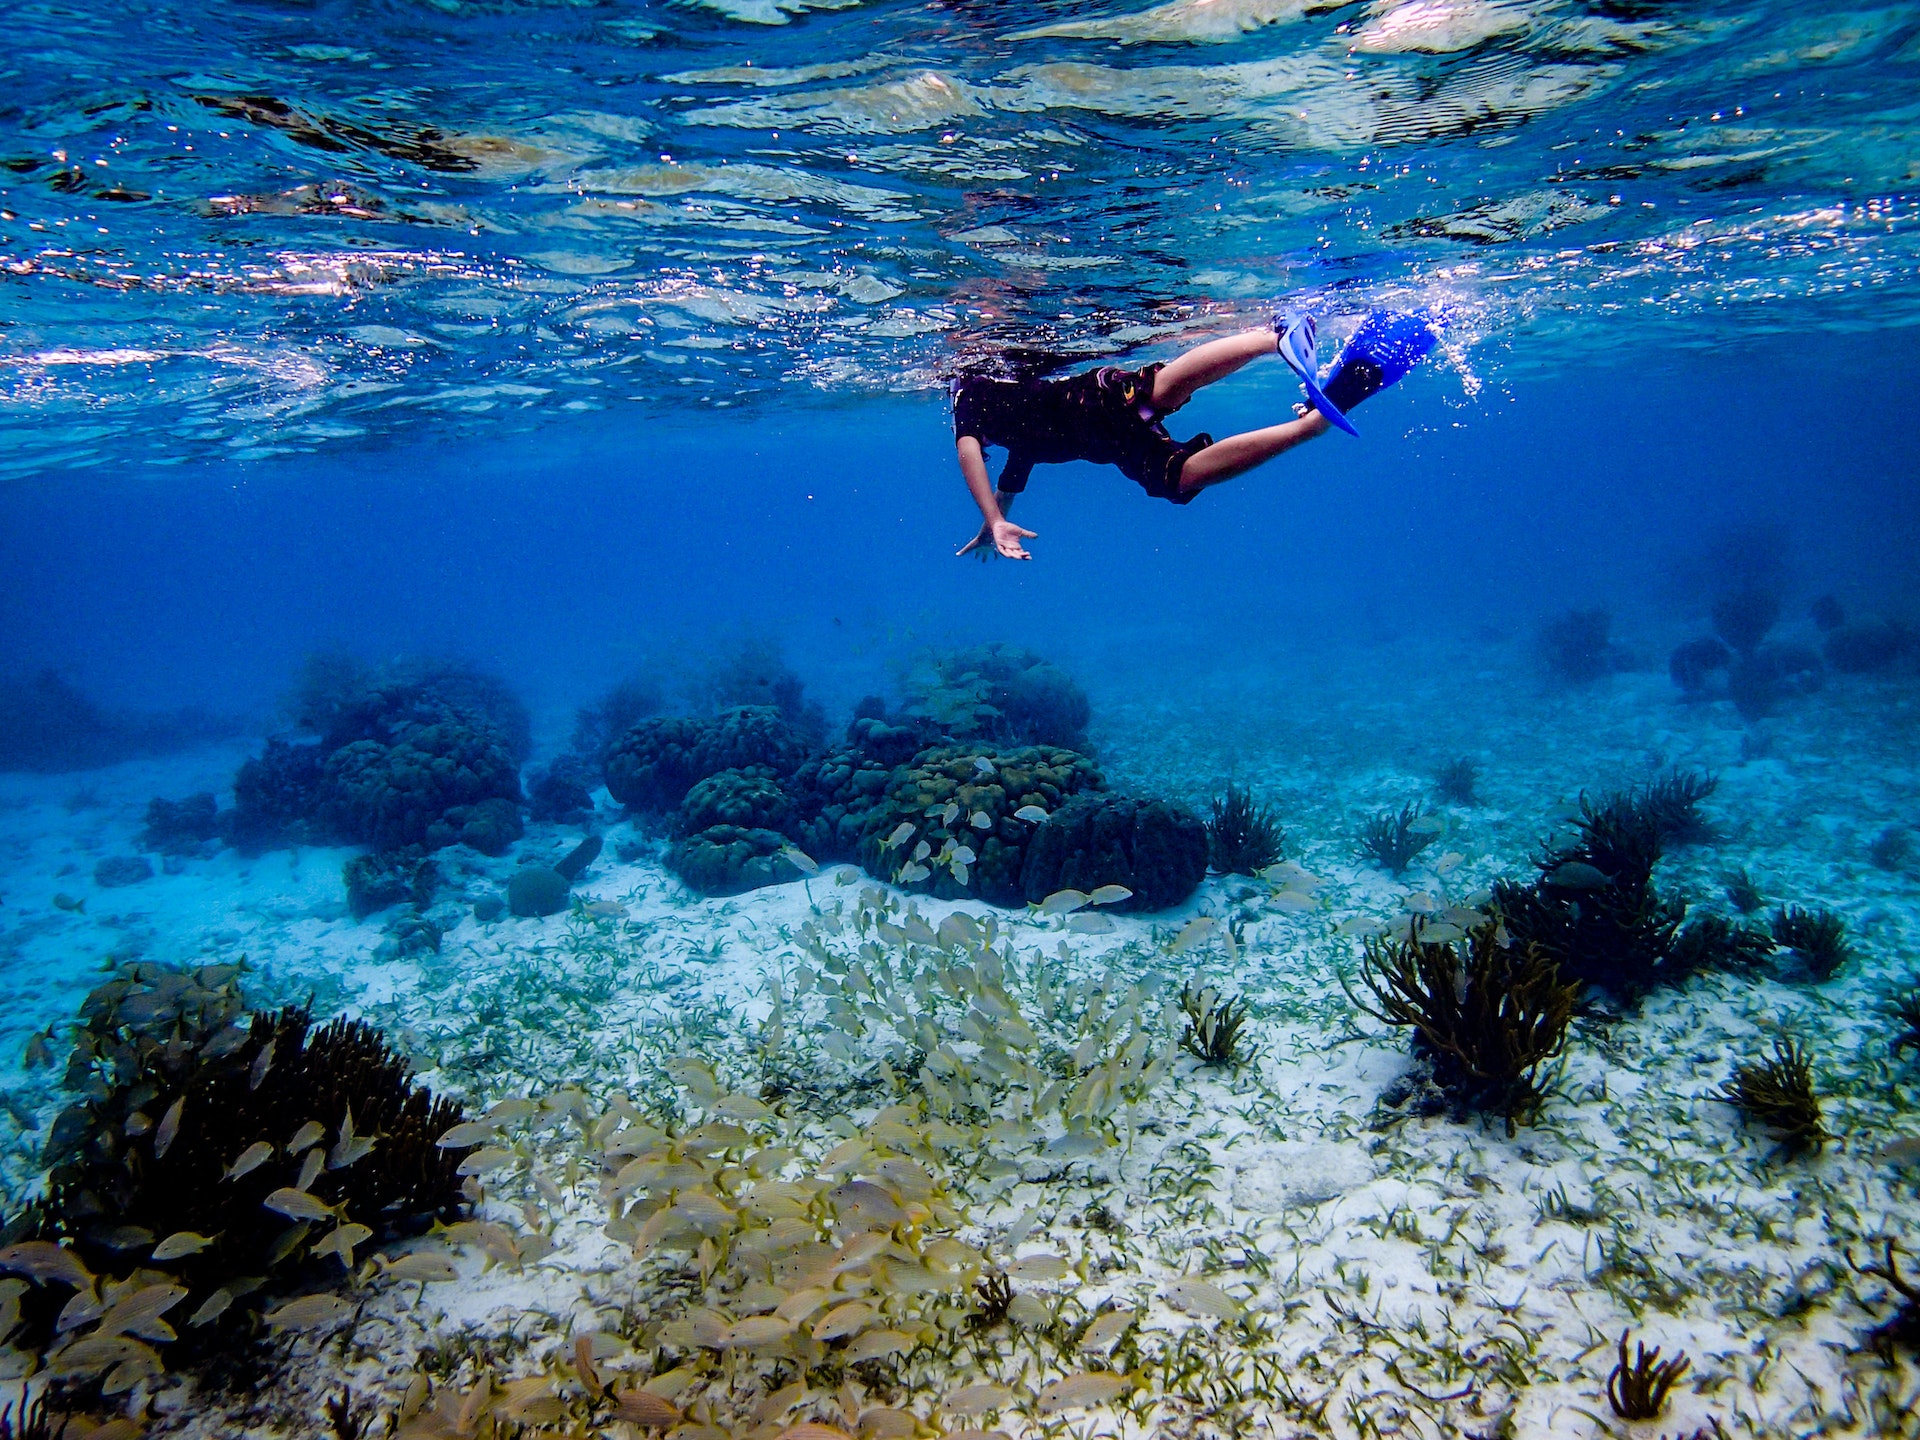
[1021,794,1208,912]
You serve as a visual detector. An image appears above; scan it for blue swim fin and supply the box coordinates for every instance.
[1274,309,1359,437]
[1314,309,1440,435]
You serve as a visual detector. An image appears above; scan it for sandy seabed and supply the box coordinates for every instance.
[2,635,1918,1440]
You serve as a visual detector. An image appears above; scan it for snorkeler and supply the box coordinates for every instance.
[954,309,1439,560]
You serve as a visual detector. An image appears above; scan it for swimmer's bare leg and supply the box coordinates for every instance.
[1175,409,1330,494]
[1150,329,1279,413]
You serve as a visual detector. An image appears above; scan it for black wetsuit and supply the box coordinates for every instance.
[951,362,1215,505]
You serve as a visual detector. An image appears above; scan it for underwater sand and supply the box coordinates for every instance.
[3,637,1916,1438]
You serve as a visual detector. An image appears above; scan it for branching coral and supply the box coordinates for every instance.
[1206,785,1284,875]
[1349,919,1576,1133]
[1432,758,1481,807]
[1888,986,1920,1060]
[2,962,471,1372]
[1715,1036,1827,1156]
[1770,905,1853,981]
[1846,1238,1920,1351]
[1492,787,1692,999]
[0,1389,68,1440]
[1665,914,1776,973]
[1722,868,1766,914]
[1178,985,1249,1067]
[1637,769,1721,847]
[1358,803,1438,876]
[1606,1329,1690,1419]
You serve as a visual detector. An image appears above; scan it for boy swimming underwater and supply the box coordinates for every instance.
[954,309,1438,560]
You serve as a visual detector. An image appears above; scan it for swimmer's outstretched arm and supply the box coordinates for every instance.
[954,436,1038,560]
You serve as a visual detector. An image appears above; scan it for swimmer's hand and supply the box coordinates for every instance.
[957,517,1037,561]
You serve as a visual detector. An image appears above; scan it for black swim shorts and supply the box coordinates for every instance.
[952,361,1215,505]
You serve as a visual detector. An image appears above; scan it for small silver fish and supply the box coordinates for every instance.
[289,1120,326,1154]
[225,1140,274,1182]
[1013,805,1049,823]
[1545,861,1610,890]
[249,1040,276,1090]
[52,894,84,914]
[262,1187,341,1222]
[263,1293,352,1332]
[154,1096,184,1160]
[150,1230,216,1261]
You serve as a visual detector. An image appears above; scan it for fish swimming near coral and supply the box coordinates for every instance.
[263,1292,353,1332]
[1545,861,1611,890]
[52,894,84,913]
[262,1186,344,1222]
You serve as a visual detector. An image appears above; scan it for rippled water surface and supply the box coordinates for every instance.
[3,0,1917,476]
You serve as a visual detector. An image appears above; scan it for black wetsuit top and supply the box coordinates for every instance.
[951,362,1214,505]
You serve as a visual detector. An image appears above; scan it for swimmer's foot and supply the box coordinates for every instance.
[1312,309,1440,436]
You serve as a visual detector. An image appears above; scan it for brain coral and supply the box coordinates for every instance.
[1020,793,1209,913]
[857,744,1105,905]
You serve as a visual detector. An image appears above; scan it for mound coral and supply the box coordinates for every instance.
[507,866,571,918]
[316,715,521,852]
[605,706,807,814]
[1206,785,1284,875]
[1350,919,1577,1133]
[1826,618,1916,673]
[901,644,1091,750]
[667,825,804,897]
[1711,587,1782,656]
[2,962,469,1370]
[342,847,439,920]
[292,653,532,767]
[1022,794,1208,912]
[694,638,827,747]
[680,766,796,836]
[141,794,222,856]
[0,670,229,774]
[857,745,1105,905]
[788,718,930,862]
[1727,642,1823,721]
[525,752,598,824]
[232,663,528,855]
[1668,636,1732,699]
[226,738,326,851]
